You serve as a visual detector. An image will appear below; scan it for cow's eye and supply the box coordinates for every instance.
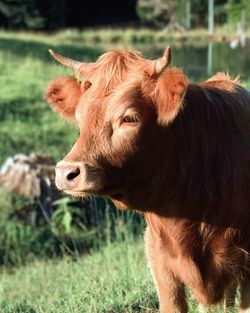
[122,115,139,124]
[81,80,92,93]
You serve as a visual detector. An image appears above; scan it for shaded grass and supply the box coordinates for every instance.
[0,195,146,267]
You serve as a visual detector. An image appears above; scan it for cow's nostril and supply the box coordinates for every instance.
[66,167,80,181]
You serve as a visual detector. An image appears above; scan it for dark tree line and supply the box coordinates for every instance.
[0,0,138,30]
[0,0,249,30]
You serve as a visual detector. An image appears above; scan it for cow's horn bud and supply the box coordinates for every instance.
[49,49,83,72]
[154,46,171,75]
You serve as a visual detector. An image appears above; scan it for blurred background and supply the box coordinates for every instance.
[0,1,249,312]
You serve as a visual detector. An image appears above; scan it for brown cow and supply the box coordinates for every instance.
[45,47,250,313]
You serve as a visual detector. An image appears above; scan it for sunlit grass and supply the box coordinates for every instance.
[0,241,238,313]
[0,239,159,313]
[0,238,239,313]
[1,26,248,47]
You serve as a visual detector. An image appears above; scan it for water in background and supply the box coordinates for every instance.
[139,40,250,82]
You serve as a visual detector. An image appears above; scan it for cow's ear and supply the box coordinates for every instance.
[152,68,188,125]
[143,47,188,125]
[45,76,82,121]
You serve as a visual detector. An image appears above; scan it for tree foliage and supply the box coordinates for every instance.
[136,0,176,28]
[0,0,249,32]
[0,0,44,29]
[136,0,215,28]
[136,0,239,29]
[226,0,250,24]
[36,0,67,30]
[0,0,69,30]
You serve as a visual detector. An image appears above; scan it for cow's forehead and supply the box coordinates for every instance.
[75,58,147,124]
[81,50,146,97]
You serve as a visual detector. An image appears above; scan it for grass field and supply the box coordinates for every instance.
[0,30,249,312]
[0,30,155,313]
[0,239,239,313]
[0,240,159,313]
[0,30,104,165]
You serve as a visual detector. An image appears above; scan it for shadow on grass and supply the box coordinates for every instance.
[0,98,47,122]
[0,302,38,313]
[0,37,103,63]
[105,295,158,313]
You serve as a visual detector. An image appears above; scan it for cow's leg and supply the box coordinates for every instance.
[239,277,250,313]
[223,281,237,313]
[155,272,187,313]
[145,227,188,313]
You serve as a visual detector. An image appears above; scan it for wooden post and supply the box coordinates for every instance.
[207,42,213,76]
[186,0,191,30]
[208,0,214,34]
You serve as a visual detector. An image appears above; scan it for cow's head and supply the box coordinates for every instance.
[45,48,188,210]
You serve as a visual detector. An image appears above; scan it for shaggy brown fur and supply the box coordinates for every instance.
[45,48,250,313]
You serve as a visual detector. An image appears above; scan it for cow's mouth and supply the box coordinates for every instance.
[63,188,125,201]
[63,189,94,197]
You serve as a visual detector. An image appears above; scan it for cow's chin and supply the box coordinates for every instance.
[62,188,124,199]
[61,183,131,210]
[62,189,129,209]
[63,189,92,198]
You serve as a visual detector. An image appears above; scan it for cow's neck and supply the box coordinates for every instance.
[142,83,243,227]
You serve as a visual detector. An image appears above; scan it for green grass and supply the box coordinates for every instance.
[0,239,159,313]
[2,26,250,47]
[0,238,239,313]
[1,29,249,165]
[0,31,104,164]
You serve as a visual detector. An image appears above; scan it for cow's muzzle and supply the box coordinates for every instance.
[55,160,87,193]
